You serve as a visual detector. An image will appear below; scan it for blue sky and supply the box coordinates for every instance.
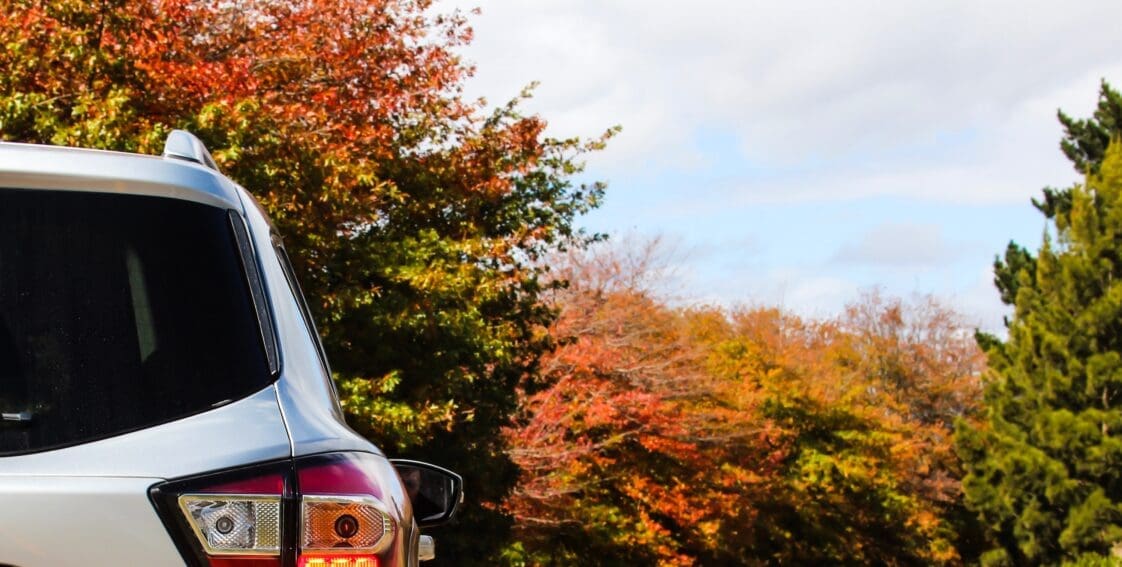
[447,0,1122,331]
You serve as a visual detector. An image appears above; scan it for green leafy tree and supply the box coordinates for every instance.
[958,140,1122,565]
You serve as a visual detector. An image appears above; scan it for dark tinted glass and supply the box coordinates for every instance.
[0,189,272,455]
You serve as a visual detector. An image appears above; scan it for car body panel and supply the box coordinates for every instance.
[0,142,243,210]
[235,186,382,458]
[0,475,184,566]
[0,385,292,478]
[0,140,419,566]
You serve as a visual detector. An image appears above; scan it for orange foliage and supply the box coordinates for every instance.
[505,243,985,565]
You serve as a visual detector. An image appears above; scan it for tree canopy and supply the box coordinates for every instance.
[504,243,985,565]
[960,135,1122,563]
[7,2,1121,565]
[993,81,1122,313]
[0,1,613,561]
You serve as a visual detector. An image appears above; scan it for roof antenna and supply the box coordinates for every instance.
[162,130,219,171]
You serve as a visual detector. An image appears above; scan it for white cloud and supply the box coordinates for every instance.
[445,0,1122,203]
[664,254,861,320]
[834,223,955,267]
[782,275,863,319]
[437,0,1121,328]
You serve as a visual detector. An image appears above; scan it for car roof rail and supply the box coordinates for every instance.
[162,129,219,171]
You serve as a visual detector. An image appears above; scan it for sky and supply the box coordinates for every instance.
[445,0,1122,332]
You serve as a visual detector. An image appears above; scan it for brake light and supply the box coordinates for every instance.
[297,555,379,567]
[150,453,401,567]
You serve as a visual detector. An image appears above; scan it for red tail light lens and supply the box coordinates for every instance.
[297,555,379,567]
[150,453,401,567]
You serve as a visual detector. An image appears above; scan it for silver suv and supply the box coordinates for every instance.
[0,131,461,567]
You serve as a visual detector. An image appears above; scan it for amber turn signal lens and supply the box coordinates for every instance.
[301,495,392,553]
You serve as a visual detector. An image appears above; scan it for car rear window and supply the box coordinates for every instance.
[0,188,273,455]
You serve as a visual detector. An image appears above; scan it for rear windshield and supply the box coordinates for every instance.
[0,188,272,455]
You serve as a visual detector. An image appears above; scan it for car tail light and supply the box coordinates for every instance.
[181,495,282,555]
[301,495,392,552]
[150,453,401,567]
[297,555,379,567]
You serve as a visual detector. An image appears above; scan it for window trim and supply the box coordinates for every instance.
[229,211,280,376]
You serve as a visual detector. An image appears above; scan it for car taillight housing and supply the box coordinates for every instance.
[150,453,402,567]
[181,494,283,556]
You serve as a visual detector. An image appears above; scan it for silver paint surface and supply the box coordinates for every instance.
[0,142,241,209]
[0,140,412,566]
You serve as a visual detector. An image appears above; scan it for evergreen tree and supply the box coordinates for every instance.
[958,140,1122,565]
[992,82,1122,317]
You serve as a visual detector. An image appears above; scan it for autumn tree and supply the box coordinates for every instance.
[0,1,613,562]
[716,294,984,564]
[503,242,769,566]
[838,293,985,532]
[506,240,986,565]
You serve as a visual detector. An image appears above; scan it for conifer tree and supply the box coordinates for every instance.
[992,82,1122,313]
[958,139,1122,565]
